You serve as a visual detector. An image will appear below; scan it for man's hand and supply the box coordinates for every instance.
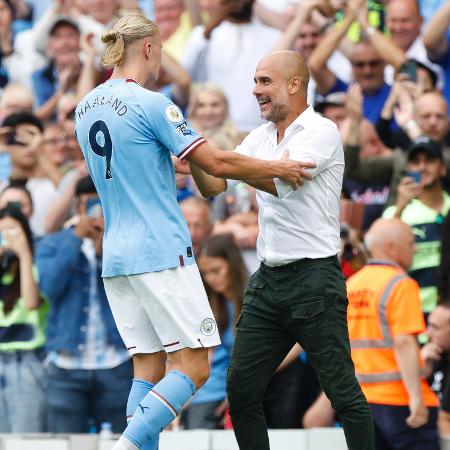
[394,176,422,217]
[421,342,443,364]
[172,155,191,175]
[406,398,429,428]
[14,125,43,151]
[277,149,316,188]
[346,83,363,121]
[393,85,414,128]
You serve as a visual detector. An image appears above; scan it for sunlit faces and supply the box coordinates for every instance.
[153,0,183,41]
[294,22,322,60]
[198,255,232,295]
[191,90,227,130]
[43,124,67,167]
[48,24,80,60]
[414,93,449,142]
[350,44,385,94]
[407,151,447,188]
[386,0,422,51]
[253,67,290,124]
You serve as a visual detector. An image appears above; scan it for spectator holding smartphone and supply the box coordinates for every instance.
[0,201,48,432]
[383,137,450,320]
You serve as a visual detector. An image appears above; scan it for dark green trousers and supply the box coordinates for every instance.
[226,256,375,450]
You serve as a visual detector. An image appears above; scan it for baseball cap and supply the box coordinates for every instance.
[314,92,346,114]
[48,16,80,36]
[407,136,443,161]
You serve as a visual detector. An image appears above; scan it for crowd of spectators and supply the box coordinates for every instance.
[0,0,449,443]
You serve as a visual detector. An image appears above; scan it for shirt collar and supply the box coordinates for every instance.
[268,105,315,137]
[367,259,404,271]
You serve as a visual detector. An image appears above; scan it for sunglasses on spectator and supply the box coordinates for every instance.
[352,60,383,69]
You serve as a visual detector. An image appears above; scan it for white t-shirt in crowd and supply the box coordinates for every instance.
[183,20,281,132]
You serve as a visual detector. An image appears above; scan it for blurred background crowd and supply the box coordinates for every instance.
[0,0,450,443]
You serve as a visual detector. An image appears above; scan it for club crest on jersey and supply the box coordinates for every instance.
[200,318,217,336]
[165,104,183,123]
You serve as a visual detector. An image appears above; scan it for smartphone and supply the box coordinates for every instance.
[404,170,421,183]
[86,197,103,218]
[398,60,417,82]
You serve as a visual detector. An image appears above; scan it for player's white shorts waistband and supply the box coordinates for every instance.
[104,264,221,355]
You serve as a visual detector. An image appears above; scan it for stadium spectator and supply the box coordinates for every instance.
[183,0,281,132]
[347,218,440,449]
[1,112,67,236]
[308,0,404,124]
[180,196,213,256]
[0,202,48,432]
[183,234,247,429]
[187,83,244,151]
[314,91,347,130]
[0,83,33,122]
[272,0,352,104]
[32,17,82,120]
[376,61,438,150]
[0,181,33,218]
[153,0,195,62]
[42,122,68,171]
[342,84,392,230]
[383,0,443,86]
[36,176,132,433]
[423,0,450,105]
[383,137,450,317]
[344,91,450,206]
[423,301,450,435]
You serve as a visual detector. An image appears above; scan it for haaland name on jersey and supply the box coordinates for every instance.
[77,94,128,120]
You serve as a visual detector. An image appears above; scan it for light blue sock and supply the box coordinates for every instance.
[123,370,196,448]
[126,379,158,450]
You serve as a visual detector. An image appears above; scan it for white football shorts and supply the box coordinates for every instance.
[103,263,221,355]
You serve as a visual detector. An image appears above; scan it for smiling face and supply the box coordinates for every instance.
[350,43,385,94]
[387,0,422,51]
[253,63,290,124]
[191,89,227,130]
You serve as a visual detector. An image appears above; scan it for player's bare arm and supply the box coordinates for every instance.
[185,141,315,197]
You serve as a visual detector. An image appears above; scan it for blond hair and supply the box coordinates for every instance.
[101,14,159,67]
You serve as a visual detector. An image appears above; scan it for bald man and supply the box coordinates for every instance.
[189,50,374,450]
[347,218,440,450]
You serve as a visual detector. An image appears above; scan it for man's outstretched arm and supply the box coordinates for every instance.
[184,142,314,197]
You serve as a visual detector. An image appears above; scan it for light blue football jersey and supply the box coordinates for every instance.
[75,79,206,277]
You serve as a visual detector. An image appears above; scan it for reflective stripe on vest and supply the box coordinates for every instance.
[350,273,408,384]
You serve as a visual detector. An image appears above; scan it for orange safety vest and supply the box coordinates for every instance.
[347,260,438,407]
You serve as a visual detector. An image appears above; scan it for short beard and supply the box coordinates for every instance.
[263,102,289,124]
[228,1,253,21]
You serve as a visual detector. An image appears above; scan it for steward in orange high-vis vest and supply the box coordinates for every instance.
[346,217,440,450]
[347,260,438,408]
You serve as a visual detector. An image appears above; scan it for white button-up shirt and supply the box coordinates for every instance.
[234,106,344,266]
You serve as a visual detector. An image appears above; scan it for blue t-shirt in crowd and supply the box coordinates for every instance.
[75,78,206,277]
[327,79,392,125]
[432,37,450,106]
[192,302,235,404]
